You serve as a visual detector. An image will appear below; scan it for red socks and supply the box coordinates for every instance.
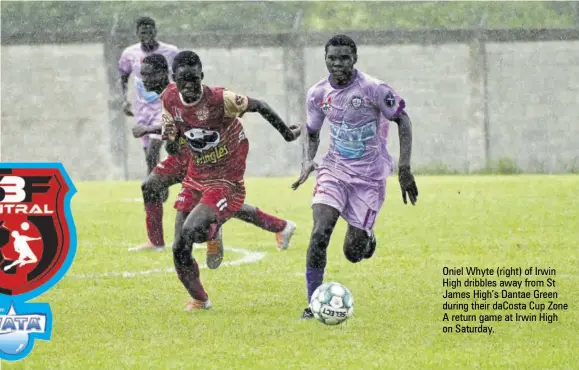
[255,208,287,233]
[145,202,164,246]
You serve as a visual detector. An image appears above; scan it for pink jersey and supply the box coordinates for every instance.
[118,42,179,127]
[306,70,405,183]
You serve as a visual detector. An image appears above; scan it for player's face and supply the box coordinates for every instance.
[137,24,156,44]
[141,62,167,92]
[174,66,204,102]
[325,45,357,85]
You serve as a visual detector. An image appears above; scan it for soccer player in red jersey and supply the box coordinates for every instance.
[162,51,300,310]
[131,54,299,268]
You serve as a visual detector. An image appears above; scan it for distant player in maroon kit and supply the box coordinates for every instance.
[162,51,301,311]
[131,54,298,265]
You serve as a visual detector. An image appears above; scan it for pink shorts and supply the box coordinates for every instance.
[312,169,385,234]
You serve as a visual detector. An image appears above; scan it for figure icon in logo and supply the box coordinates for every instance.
[3,222,40,271]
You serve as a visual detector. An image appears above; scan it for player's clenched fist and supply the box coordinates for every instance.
[288,124,302,142]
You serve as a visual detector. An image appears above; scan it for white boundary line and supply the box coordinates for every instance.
[69,245,265,279]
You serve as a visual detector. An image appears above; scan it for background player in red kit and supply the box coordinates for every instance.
[130,54,297,263]
[162,51,301,311]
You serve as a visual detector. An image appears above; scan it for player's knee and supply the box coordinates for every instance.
[311,224,333,247]
[182,222,210,245]
[142,178,163,203]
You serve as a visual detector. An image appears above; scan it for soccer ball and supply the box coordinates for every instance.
[309,282,354,325]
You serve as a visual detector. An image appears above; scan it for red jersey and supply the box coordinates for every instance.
[161,84,250,186]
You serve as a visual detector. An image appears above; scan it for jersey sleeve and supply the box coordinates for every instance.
[223,90,249,118]
[306,86,325,134]
[118,49,132,75]
[373,83,406,121]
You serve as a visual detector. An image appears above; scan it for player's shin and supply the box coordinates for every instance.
[142,179,166,246]
[305,236,330,302]
[234,205,287,233]
[173,233,208,301]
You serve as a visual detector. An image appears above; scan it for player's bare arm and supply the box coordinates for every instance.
[132,123,162,138]
[246,99,300,142]
[120,72,133,116]
[291,129,320,190]
[393,111,418,205]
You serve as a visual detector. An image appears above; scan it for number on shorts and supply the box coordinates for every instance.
[363,209,377,229]
[216,198,228,212]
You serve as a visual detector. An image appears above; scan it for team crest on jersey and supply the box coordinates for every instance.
[350,95,364,109]
[196,106,210,121]
[0,163,77,361]
[384,91,396,108]
[320,96,332,112]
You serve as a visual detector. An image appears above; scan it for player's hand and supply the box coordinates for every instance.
[131,125,148,138]
[163,122,177,141]
[398,166,418,205]
[289,125,302,141]
[292,160,318,190]
[122,101,133,117]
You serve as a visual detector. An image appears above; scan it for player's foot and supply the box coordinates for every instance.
[128,241,165,252]
[206,227,224,269]
[184,298,212,312]
[276,220,297,250]
[363,232,376,259]
[301,307,315,319]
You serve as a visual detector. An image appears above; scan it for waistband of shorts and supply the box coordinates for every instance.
[182,178,245,191]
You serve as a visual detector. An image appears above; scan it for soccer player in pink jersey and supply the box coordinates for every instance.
[292,35,419,319]
[118,16,179,175]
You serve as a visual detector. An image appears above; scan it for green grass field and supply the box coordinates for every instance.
[4,175,579,369]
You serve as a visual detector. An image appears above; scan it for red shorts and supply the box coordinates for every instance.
[174,181,246,224]
[152,151,189,182]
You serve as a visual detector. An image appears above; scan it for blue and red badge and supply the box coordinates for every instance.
[0,163,77,361]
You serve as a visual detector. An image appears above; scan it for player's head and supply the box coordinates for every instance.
[324,34,358,84]
[172,50,204,102]
[136,16,157,44]
[11,231,19,238]
[141,54,169,92]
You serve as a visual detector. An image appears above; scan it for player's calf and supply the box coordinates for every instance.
[173,230,209,303]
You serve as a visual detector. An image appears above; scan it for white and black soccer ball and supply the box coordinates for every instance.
[309,282,354,325]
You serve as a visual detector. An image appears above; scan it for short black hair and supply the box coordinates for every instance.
[142,54,168,72]
[136,16,156,30]
[325,34,357,55]
[172,50,203,72]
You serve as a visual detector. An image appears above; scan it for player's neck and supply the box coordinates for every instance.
[179,88,204,106]
[141,41,159,53]
[329,69,357,89]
